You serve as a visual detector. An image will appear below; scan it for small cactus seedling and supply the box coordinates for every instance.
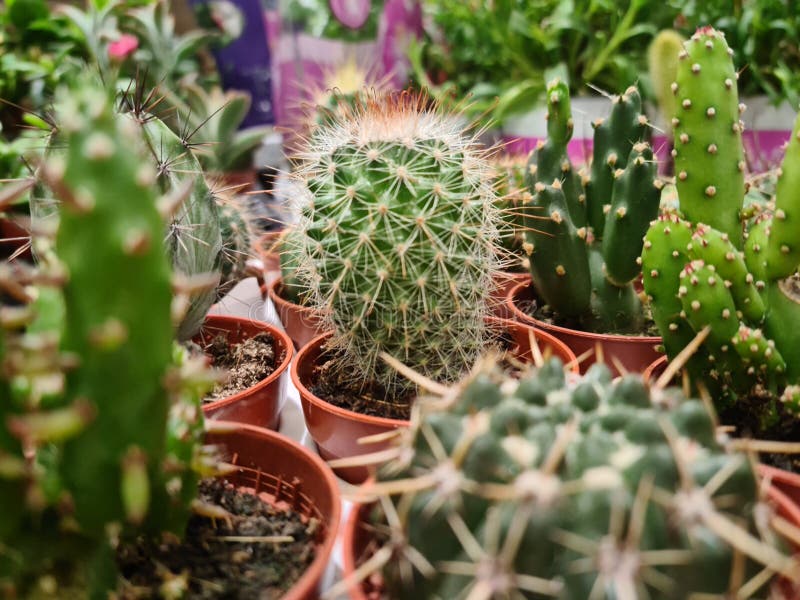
[642,26,800,425]
[521,79,661,333]
[289,90,503,396]
[349,356,799,599]
[0,80,223,596]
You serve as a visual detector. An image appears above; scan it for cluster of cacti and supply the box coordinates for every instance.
[31,79,256,340]
[361,357,798,599]
[521,79,661,333]
[288,90,502,394]
[641,27,800,418]
[0,81,223,596]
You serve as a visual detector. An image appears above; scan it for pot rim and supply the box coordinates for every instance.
[198,315,294,413]
[267,276,325,319]
[506,280,662,343]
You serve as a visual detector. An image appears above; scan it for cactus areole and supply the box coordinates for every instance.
[289,91,502,398]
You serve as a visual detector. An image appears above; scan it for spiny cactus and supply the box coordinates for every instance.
[0,80,222,596]
[30,79,259,340]
[642,27,800,421]
[289,90,502,395]
[521,80,661,333]
[357,357,799,599]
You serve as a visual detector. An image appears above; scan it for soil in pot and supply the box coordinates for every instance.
[201,332,278,401]
[517,290,660,337]
[308,327,562,422]
[117,478,317,599]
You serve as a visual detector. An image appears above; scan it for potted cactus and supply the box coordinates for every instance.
[507,79,663,374]
[0,81,339,598]
[284,90,578,482]
[341,356,800,599]
[641,27,800,501]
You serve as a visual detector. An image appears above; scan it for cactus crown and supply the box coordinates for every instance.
[521,81,660,333]
[0,80,222,596]
[642,27,800,420]
[289,90,503,395]
[356,357,798,598]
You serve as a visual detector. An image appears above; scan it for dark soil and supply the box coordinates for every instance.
[309,330,525,421]
[519,291,661,337]
[203,333,278,401]
[718,387,800,474]
[117,478,318,599]
[310,348,414,421]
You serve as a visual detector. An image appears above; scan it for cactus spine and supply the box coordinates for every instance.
[642,27,800,420]
[290,91,502,394]
[522,81,660,332]
[359,358,798,598]
[0,81,220,596]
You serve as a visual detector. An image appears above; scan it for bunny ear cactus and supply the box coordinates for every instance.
[291,91,502,395]
[362,357,798,599]
[642,26,800,421]
[522,81,660,332]
[0,81,221,596]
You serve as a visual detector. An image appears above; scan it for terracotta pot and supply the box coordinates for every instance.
[490,271,530,319]
[196,315,293,431]
[267,276,325,350]
[343,473,800,600]
[487,316,578,371]
[205,422,340,600]
[293,322,577,484]
[506,280,662,376]
[342,501,376,600]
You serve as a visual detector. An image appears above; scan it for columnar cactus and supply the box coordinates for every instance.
[521,80,661,333]
[360,358,798,599]
[289,91,502,394]
[642,27,800,417]
[0,81,220,596]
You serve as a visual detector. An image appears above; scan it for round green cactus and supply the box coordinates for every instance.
[289,91,503,394]
[358,358,798,598]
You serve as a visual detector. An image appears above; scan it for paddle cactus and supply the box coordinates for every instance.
[289,90,502,394]
[642,26,800,420]
[359,357,798,599]
[0,81,221,596]
[521,80,660,332]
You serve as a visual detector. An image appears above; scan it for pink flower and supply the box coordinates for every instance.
[108,34,139,61]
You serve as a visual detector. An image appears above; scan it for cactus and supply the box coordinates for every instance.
[30,82,238,341]
[521,81,660,333]
[642,26,800,421]
[357,357,798,598]
[491,154,530,272]
[648,30,685,135]
[290,90,502,395]
[0,80,221,596]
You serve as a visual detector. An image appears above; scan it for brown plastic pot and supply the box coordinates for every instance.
[342,471,800,600]
[506,280,662,376]
[196,315,293,431]
[254,230,283,276]
[293,322,577,484]
[490,271,530,319]
[643,355,668,383]
[268,277,325,350]
[205,422,340,600]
